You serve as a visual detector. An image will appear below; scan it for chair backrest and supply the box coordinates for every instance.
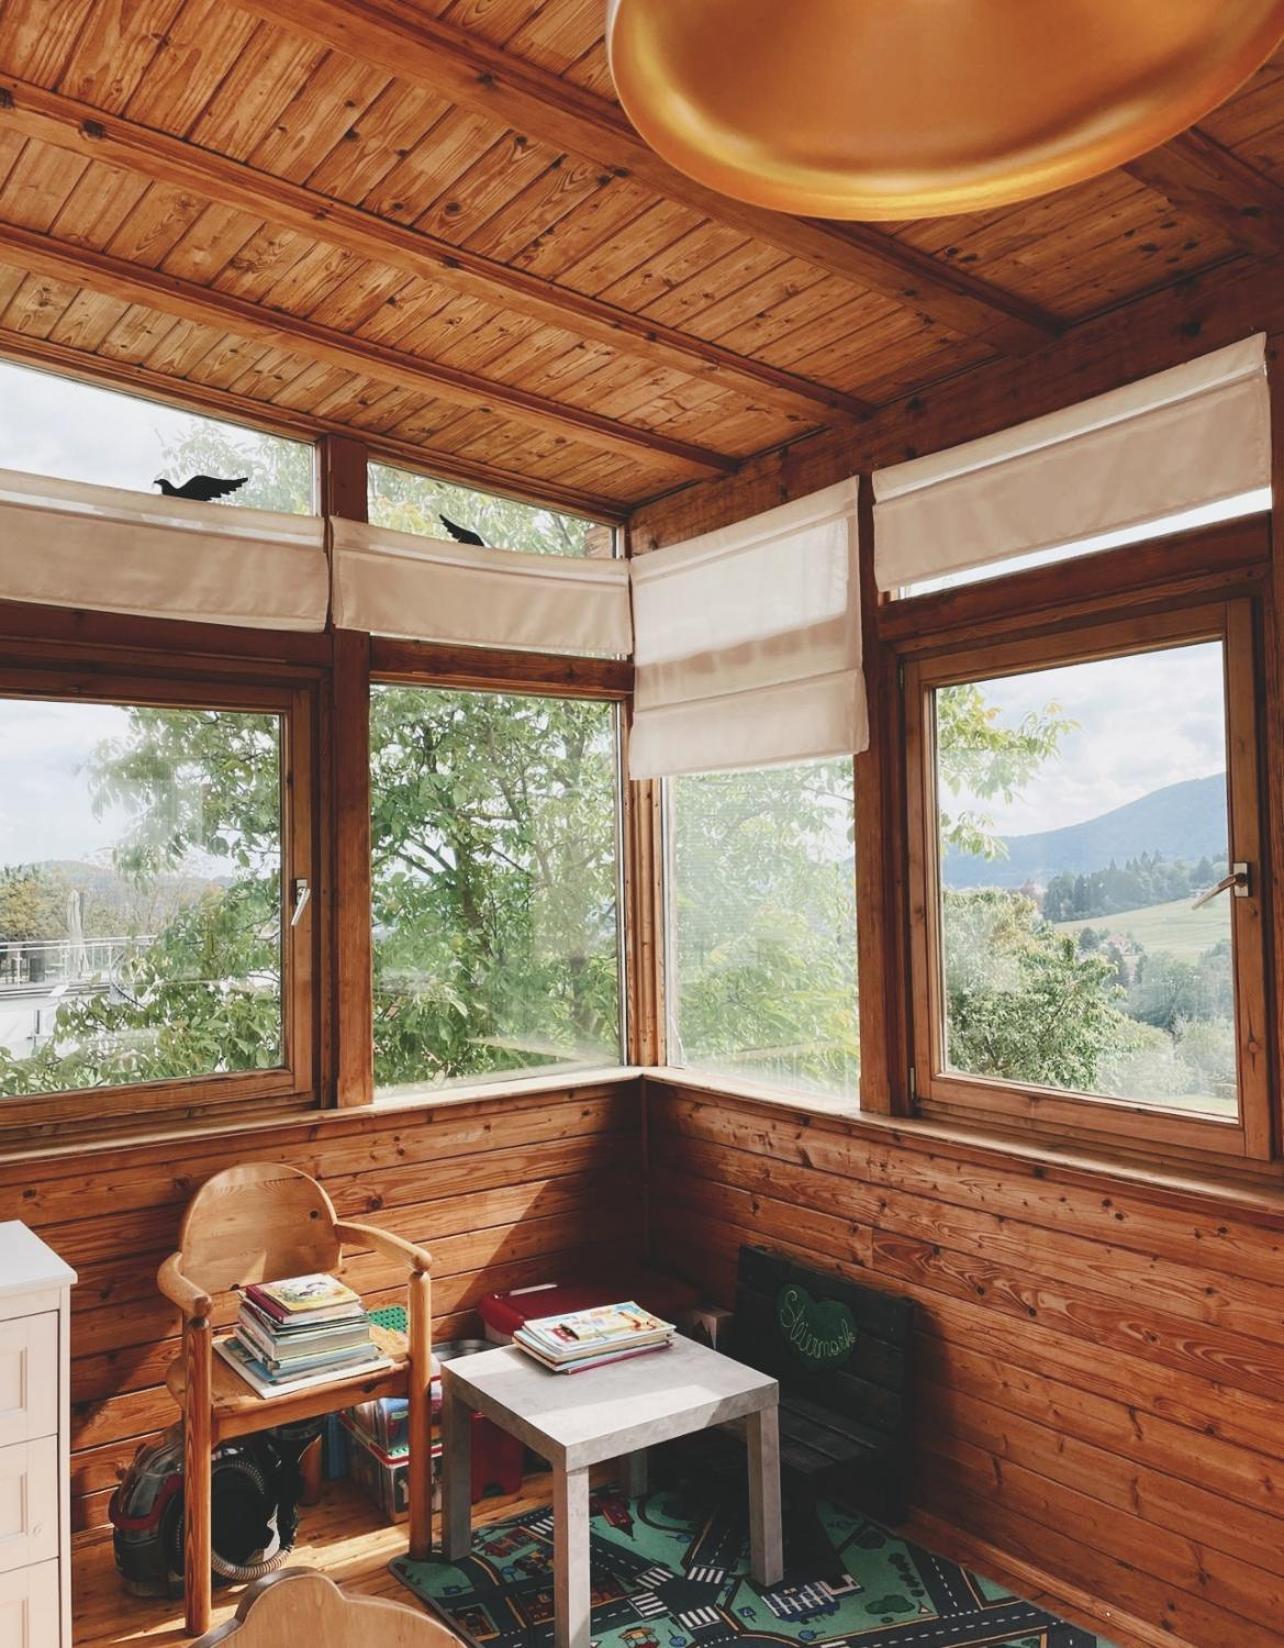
[197,1568,463,1648]
[731,1244,916,1441]
[179,1163,343,1297]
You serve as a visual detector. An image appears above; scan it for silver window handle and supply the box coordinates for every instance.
[291,877,312,927]
[1191,862,1250,909]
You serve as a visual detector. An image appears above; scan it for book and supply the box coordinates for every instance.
[514,1337,672,1375]
[516,1301,674,1363]
[243,1274,364,1322]
[512,1300,676,1372]
[237,1308,372,1365]
[215,1333,391,1398]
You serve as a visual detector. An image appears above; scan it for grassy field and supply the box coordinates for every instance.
[1053,895,1229,961]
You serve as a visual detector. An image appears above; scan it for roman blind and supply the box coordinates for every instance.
[872,333,1271,593]
[0,469,328,629]
[629,477,865,778]
[329,517,632,655]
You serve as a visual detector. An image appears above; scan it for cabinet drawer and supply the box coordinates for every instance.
[0,1436,58,1574]
[0,1316,58,1449]
[0,1559,59,1648]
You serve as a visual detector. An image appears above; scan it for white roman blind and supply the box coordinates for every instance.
[872,334,1271,593]
[629,477,865,778]
[0,468,328,630]
[330,517,632,655]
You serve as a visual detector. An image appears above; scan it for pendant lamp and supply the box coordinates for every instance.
[606,0,1284,221]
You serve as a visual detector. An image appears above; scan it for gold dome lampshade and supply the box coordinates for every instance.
[605,0,1284,220]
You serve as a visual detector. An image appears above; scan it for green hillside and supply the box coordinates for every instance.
[1054,896,1229,962]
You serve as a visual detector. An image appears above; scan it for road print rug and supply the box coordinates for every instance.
[390,1478,1115,1648]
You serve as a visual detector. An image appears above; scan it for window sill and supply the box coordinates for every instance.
[369,1064,641,1111]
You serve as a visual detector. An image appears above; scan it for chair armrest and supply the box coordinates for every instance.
[334,1220,432,1273]
[157,1252,213,1320]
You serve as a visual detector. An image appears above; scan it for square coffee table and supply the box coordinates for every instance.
[440,1336,783,1648]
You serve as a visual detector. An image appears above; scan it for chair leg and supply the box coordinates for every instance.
[407,1266,434,1560]
[183,1320,214,1635]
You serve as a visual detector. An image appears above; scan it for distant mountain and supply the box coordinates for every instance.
[944,773,1227,890]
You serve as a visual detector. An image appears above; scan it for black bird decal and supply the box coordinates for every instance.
[154,475,249,502]
[439,513,486,547]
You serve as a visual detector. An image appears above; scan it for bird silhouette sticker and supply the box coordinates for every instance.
[439,513,486,546]
[154,475,249,502]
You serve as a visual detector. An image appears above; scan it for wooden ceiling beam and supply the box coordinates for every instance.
[0,327,628,520]
[237,0,1062,355]
[0,224,737,476]
[1124,128,1284,259]
[0,76,871,428]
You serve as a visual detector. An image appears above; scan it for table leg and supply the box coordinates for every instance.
[442,1381,473,1562]
[625,1448,648,1499]
[746,1405,783,1587]
[554,1466,592,1648]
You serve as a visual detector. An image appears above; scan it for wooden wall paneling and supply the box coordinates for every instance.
[1266,342,1284,1166]
[643,1077,1284,1648]
[1,1079,642,1530]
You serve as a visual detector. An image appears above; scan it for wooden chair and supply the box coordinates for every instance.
[159,1163,434,1636]
[195,1567,463,1648]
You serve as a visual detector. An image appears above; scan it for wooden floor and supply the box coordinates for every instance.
[73,1476,542,1647]
[74,1469,1155,1648]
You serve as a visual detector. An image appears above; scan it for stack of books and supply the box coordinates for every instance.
[514,1300,675,1374]
[215,1273,391,1397]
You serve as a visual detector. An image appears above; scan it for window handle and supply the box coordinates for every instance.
[291,877,312,927]
[1191,862,1250,909]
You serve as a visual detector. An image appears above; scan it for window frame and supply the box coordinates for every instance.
[0,663,318,1137]
[362,640,634,1099]
[903,597,1272,1161]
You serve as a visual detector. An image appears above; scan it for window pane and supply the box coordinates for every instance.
[0,359,315,512]
[370,686,622,1093]
[368,461,610,558]
[669,761,859,1106]
[935,641,1237,1117]
[0,698,283,1098]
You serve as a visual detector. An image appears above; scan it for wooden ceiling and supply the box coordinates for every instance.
[1,1,1283,523]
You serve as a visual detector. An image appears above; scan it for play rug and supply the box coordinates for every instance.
[391,1478,1116,1648]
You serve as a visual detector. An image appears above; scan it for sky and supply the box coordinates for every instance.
[944,640,1228,838]
[0,699,136,867]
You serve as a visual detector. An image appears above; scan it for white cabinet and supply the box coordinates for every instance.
[0,1226,75,1648]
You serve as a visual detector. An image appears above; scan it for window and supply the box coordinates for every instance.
[0,359,315,512]
[666,761,859,1107]
[0,678,314,1123]
[369,684,623,1095]
[368,461,611,558]
[905,601,1268,1156]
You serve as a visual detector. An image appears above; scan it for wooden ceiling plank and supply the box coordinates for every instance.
[2,270,79,339]
[0,140,90,233]
[0,316,629,514]
[1124,128,1284,259]
[59,0,185,115]
[121,0,261,136]
[49,159,150,250]
[237,0,1061,351]
[46,287,129,353]
[0,0,96,92]
[0,220,736,472]
[0,79,872,422]
[187,20,327,161]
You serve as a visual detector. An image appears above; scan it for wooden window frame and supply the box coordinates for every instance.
[345,638,636,1101]
[903,596,1273,1162]
[0,662,318,1140]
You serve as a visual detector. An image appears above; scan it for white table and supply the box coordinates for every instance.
[440,1337,783,1648]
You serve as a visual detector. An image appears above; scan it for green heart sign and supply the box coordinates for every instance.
[775,1283,857,1370]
